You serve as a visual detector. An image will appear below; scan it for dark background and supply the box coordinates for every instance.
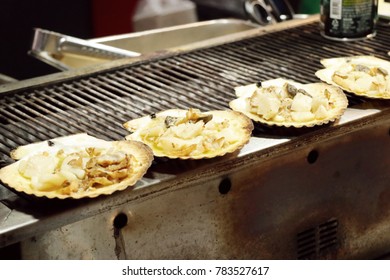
[0,0,304,81]
[0,0,93,81]
[0,0,140,81]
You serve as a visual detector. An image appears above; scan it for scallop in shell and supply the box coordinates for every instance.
[0,133,153,199]
[315,56,390,99]
[229,78,348,128]
[123,108,254,159]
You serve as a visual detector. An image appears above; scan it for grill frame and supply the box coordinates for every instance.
[1,16,390,258]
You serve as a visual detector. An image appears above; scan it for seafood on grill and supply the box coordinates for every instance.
[0,133,153,199]
[229,78,348,127]
[315,55,390,99]
[123,108,254,159]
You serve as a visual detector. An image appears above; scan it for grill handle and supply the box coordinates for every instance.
[58,35,140,59]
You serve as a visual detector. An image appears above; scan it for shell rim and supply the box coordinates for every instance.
[123,108,254,160]
[0,139,154,200]
[316,55,390,100]
[229,80,349,128]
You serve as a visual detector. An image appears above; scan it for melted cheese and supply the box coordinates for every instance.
[0,134,154,199]
[229,78,348,128]
[124,108,253,159]
[316,56,390,99]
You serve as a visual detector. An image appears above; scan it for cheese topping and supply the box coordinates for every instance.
[124,108,253,159]
[229,78,348,127]
[331,63,390,97]
[315,56,390,99]
[0,134,154,199]
[18,147,134,195]
[247,82,334,123]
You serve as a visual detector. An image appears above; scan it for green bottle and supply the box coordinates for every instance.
[299,0,321,14]
[320,0,378,41]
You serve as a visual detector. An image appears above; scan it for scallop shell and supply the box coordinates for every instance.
[10,133,109,160]
[315,55,390,99]
[123,109,254,159]
[0,133,153,199]
[229,78,348,128]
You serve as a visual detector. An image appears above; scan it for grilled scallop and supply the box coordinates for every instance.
[315,56,390,99]
[229,78,348,128]
[123,108,254,159]
[0,134,153,199]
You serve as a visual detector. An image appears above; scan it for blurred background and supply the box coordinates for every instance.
[0,0,319,81]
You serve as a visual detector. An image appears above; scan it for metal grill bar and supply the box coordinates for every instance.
[150,61,231,108]
[1,22,390,156]
[118,70,202,108]
[1,96,68,137]
[195,49,262,78]
[61,84,126,124]
[105,71,193,109]
[79,78,146,116]
[33,89,117,138]
[183,53,257,87]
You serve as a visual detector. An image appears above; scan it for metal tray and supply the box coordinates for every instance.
[31,19,259,71]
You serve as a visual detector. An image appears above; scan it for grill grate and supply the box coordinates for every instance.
[1,22,390,161]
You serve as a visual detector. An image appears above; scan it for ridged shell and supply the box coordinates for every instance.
[123,109,254,159]
[315,56,390,99]
[229,78,348,128]
[0,134,153,199]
